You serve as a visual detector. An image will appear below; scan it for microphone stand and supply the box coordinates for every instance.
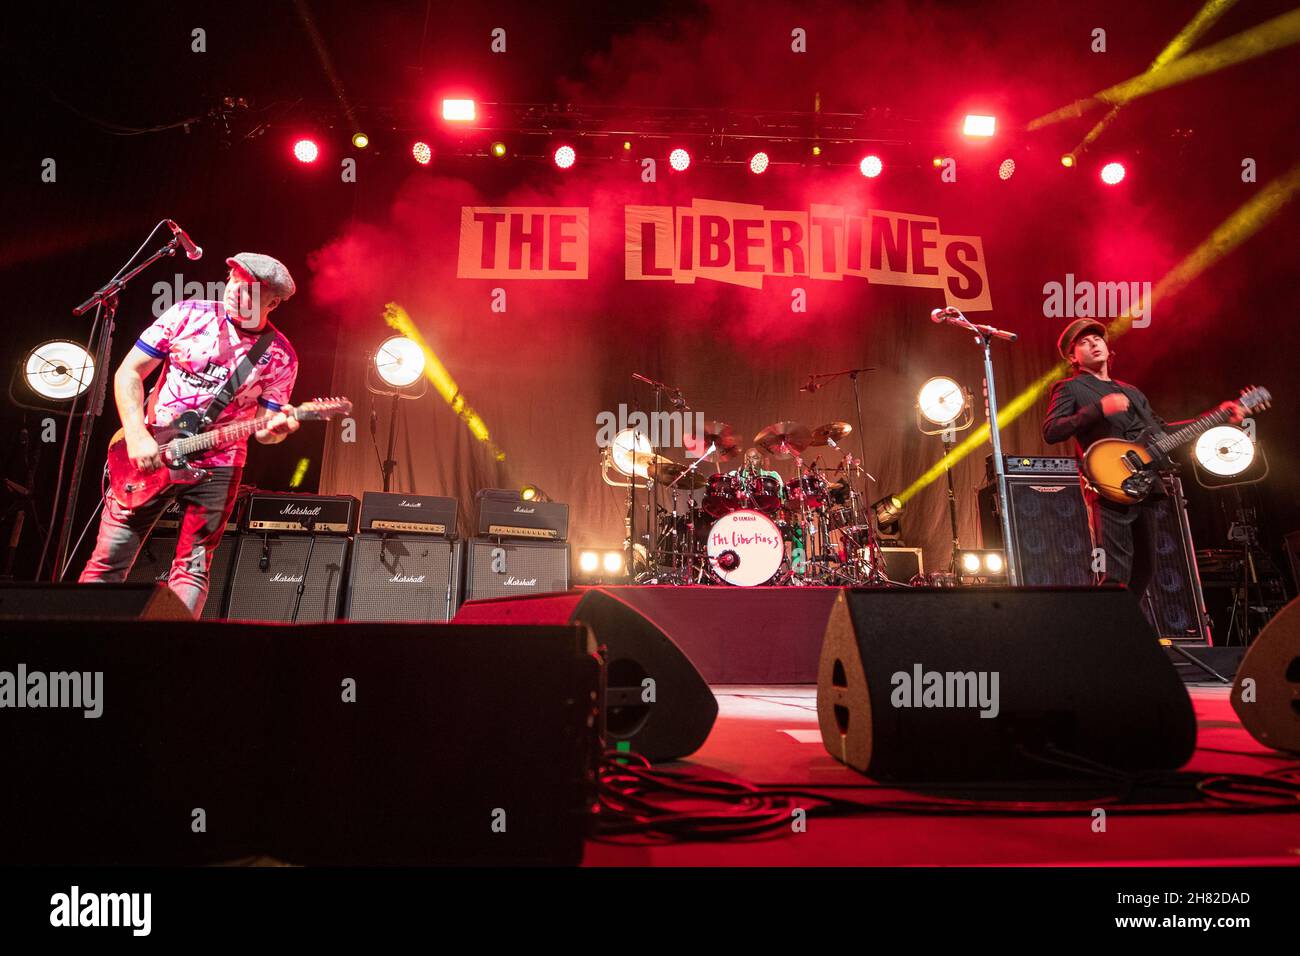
[290,513,317,624]
[631,373,689,580]
[934,311,1021,586]
[53,233,188,580]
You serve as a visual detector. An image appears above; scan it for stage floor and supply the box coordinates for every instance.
[583,684,1300,867]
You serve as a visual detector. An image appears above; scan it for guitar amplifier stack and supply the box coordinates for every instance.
[462,490,571,603]
[343,492,462,622]
[979,455,1211,643]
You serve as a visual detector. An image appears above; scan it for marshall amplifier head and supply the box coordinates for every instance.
[244,493,358,534]
[475,488,569,541]
[359,491,458,537]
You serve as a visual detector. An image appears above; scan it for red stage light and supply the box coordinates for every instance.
[963,114,996,137]
[1100,161,1126,185]
[859,155,883,178]
[442,98,475,122]
[749,151,770,174]
[553,144,576,169]
[998,158,1016,180]
[669,148,691,172]
[412,141,432,166]
[292,139,319,163]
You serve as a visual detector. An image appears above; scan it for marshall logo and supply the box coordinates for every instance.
[1029,485,1068,493]
[389,574,426,584]
[513,506,535,514]
[281,504,324,516]
[503,576,538,587]
[398,500,423,508]
[270,572,304,584]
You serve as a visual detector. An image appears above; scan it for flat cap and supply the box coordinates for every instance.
[1057,318,1106,361]
[225,252,296,303]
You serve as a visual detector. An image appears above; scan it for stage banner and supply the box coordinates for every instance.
[463,198,991,309]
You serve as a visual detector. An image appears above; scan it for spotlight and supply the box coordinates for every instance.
[292,139,319,163]
[749,151,770,174]
[859,155,883,178]
[351,132,369,149]
[579,551,600,573]
[610,428,652,479]
[963,114,996,137]
[957,550,1007,582]
[491,141,507,157]
[961,552,981,574]
[1061,153,1075,168]
[669,148,691,171]
[1194,425,1255,477]
[623,140,632,151]
[520,484,551,503]
[1100,161,1126,185]
[603,551,625,574]
[22,340,94,401]
[998,158,1016,180]
[872,494,905,529]
[932,156,944,168]
[985,552,1004,574]
[412,141,433,166]
[441,98,476,122]
[811,145,822,157]
[373,335,426,390]
[916,376,969,428]
[553,144,576,169]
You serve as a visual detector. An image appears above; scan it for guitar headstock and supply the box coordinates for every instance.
[293,396,353,421]
[1239,385,1271,413]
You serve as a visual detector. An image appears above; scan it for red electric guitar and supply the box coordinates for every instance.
[106,397,352,510]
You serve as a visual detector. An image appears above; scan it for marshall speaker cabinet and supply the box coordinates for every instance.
[462,538,570,603]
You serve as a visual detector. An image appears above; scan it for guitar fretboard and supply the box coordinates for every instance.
[1151,406,1234,456]
[168,413,280,457]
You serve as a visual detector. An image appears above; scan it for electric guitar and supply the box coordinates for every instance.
[107,397,352,510]
[1081,385,1270,504]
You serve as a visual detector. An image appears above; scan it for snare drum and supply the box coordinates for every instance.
[785,473,828,509]
[707,510,785,586]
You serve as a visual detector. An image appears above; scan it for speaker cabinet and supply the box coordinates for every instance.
[1142,482,1212,644]
[126,533,237,620]
[343,534,461,622]
[462,538,569,603]
[979,475,1093,586]
[817,588,1196,781]
[455,588,718,761]
[226,534,350,623]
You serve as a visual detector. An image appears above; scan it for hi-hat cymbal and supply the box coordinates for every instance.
[754,421,812,459]
[648,461,710,488]
[685,420,740,461]
[810,421,852,446]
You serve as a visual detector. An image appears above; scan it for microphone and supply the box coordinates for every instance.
[799,376,820,393]
[166,220,203,260]
[930,307,962,323]
[931,307,1018,343]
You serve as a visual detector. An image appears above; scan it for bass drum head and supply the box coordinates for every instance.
[706,509,784,586]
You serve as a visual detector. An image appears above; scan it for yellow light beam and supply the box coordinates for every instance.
[382,302,507,461]
[898,157,1300,504]
[1029,7,1300,130]
[1069,0,1239,155]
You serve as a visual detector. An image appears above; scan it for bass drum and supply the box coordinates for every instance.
[706,509,785,586]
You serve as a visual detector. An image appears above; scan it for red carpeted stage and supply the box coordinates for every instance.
[584,684,1300,867]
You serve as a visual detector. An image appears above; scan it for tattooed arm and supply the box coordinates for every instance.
[115,346,163,472]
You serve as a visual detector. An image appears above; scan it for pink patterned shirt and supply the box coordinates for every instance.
[135,300,298,468]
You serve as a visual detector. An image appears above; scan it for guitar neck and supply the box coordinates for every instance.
[1151,406,1233,456]
[169,411,280,457]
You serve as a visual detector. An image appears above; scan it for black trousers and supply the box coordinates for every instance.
[1083,487,1159,602]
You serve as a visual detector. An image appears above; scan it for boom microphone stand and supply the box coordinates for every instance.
[53,230,191,580]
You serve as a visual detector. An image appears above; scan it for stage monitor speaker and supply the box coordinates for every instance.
[817,588,1196,781]
[1142,481,1212,644]
[455,588,717,761]
[0,620,600,865]
[1232,596,1300,753]
[126,532,237,620]
[343,534,461,622]
[462,537,569,603]
[0,582,192,620]
[225,534,349,623]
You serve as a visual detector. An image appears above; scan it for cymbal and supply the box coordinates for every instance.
[648,461,709,488]
[810,421,852,446]
[685,420,740,461]
[754,421,812,459]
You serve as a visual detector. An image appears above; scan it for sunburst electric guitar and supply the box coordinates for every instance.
[1081,385,1270,504]
[107,397,352,510]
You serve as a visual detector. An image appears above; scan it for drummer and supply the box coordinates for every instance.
[730,447,784,498]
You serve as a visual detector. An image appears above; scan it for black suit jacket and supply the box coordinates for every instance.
[1041,373,1182,454]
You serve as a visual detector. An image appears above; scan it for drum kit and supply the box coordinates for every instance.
[620,417,890,587]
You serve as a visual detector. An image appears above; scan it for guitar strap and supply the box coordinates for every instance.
[198,327,277,428]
